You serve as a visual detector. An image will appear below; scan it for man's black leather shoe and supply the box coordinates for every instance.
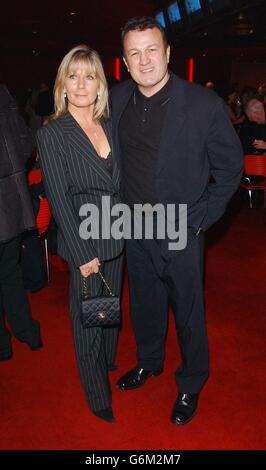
[171,393,199,426]
[116,366,163,390]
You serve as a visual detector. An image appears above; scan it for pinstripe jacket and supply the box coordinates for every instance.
[36,112,124,267]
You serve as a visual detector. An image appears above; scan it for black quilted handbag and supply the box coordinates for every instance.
[80,271,120,328]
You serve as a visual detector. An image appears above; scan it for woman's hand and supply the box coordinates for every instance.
[253,139,266,150]
[79,258,100,278]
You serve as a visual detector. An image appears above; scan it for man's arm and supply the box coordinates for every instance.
[201,98,243,231]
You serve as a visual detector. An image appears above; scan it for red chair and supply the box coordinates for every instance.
[28,168,52,284]
[36,197,52,285]
[240,155,266,208]
[36,198,51,235]
[27,168,42,186]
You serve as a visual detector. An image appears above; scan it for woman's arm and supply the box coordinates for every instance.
[36,125,97,268]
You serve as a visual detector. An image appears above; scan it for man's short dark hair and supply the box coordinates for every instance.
[121,16,168,50]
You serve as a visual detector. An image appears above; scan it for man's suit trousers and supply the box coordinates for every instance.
[126,230,209,394]
[0,236,40,354]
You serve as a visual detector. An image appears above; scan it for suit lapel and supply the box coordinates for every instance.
[111,81,136,170]
[157,74,187,174]
[112,80,136,127]
[101,119,120,189]
[60,112,118,189]
[111,75,187,175]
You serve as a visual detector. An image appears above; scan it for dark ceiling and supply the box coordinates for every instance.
[1,0,266,95]
[0,0,156,58]
[169,0,266,53]
[1,0,266,59]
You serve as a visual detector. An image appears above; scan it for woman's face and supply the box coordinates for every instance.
[228,91,237,103]
[64,60,99,112]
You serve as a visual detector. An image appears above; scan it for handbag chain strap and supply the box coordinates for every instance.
[82,271,115,298]
[98,270,115,296]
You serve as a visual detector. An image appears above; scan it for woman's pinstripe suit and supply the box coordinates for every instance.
[36,112,124,413]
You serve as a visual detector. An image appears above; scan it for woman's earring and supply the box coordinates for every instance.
[63,91,67,99]
[97,92,101,100]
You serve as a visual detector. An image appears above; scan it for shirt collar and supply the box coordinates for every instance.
[135,73,172,107]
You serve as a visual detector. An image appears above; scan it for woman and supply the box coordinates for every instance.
[36,45,124,423]
[222,85,245,126]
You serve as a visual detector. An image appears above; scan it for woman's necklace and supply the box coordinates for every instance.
[81,122,101,139]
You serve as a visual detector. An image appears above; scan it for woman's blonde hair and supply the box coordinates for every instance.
[53,44,109,120]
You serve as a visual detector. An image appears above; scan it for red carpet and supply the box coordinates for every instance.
[1,202,266,450]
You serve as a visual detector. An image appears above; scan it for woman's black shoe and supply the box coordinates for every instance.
[93,407,115,423]
[28,339,43,351]
[0,349,13,361]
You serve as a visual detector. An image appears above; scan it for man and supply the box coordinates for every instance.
[240,98,266,154]
[258,81,266,106]
[0,85,42,361]
[111,17,243,425]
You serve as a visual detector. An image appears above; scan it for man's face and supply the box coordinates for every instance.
[123,27,170,96]
[246,99,265,125]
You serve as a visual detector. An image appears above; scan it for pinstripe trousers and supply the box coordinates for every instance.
[68,254,123,412]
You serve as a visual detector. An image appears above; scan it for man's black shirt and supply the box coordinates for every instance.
[119,75,171,206]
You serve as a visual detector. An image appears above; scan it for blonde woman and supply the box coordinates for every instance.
[36,45,124,423]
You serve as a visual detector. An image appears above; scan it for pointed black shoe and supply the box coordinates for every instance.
[28,339,43,351]
[17,337,43,351]
[0,350,13,361]
[93,407,115,423]
[171,393,199,426]
[116,366,163,390]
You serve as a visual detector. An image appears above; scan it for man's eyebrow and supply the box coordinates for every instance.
[127,43,159,52]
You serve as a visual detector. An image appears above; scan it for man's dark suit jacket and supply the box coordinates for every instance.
[0,85,35,242]
[239,118,266,155]
[36,113,123,268]
[110,72,243,232]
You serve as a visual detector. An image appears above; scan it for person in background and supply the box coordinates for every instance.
[21,152,46,293]
[205,81,215,90]
[217,84,245,126]
[258,81,266,106]
[36,45,124,423]
[0,85,43,361]
[24,85,42,134]
[35,82,54,125]
[239,97,266,195]
[240,98,266,154]
[240,86,259,109]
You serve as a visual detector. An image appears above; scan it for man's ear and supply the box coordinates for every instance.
[166,45,170,64]
[123,56,129,72]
